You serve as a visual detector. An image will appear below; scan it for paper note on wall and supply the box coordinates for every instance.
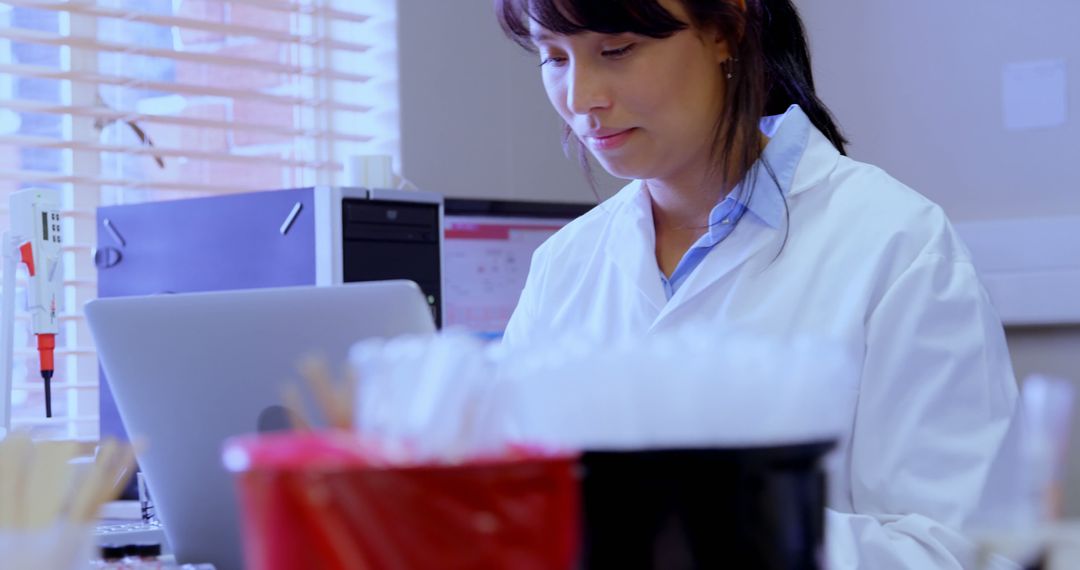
[1002,59,1068,131]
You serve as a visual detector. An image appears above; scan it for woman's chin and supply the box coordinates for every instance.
[590,157,651,181]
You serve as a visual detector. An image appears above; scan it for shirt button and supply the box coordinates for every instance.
[721,218,730,224]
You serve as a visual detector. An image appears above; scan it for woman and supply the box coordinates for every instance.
[496,0,1018,567]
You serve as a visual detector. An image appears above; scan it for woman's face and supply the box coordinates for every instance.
[530,0,731,183]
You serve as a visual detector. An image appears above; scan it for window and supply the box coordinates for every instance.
[1,0,400,440]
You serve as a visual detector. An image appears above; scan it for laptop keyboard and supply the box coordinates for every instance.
[94,522,217,569]
[95,519,165,541]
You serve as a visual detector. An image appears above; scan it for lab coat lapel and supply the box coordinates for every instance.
[605,182,667,314]
[651,220,778,328]
[650,124,841,329]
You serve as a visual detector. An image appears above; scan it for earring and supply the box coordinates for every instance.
[723,57,739,79]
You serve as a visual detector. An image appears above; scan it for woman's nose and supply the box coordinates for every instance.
[566,62,611,115]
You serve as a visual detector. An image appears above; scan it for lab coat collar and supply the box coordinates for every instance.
[606,181,669,314]
[604,107,843,323]
[652,215,778,327]
[742,104,811,228]
[789,116,842,199]
[657,115,842,323]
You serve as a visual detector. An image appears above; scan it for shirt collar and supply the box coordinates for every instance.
[620,104,814,235]
[723,104,813,229]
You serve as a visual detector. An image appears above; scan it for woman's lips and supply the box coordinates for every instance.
[585,128,636,151]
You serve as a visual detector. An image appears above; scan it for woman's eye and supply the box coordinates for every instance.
[601,43,636,58]
[539,55,567,68]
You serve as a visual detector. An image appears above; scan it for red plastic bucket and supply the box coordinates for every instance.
[224,432,580,570]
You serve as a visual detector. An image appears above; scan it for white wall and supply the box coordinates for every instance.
[396,1,621,204]
[400,1,1079,216]
[794,0,1080,222]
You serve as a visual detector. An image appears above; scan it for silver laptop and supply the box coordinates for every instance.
[85,281,436,570]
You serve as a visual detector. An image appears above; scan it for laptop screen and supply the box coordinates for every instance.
[443,199,594,339]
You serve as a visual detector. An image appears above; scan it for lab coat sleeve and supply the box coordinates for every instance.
[827,252,1019,569]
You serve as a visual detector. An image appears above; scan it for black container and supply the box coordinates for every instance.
[579,441,833,570]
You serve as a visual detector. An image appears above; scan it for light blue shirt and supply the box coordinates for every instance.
[659,105,812,299]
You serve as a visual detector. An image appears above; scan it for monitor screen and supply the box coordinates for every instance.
[443,199,594,338]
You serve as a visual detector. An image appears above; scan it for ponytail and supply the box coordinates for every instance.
[759,1,847,154]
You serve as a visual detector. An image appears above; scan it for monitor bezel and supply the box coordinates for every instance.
[444,198,594,221]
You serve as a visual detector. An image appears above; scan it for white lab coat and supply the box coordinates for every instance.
[503,122,1019,568]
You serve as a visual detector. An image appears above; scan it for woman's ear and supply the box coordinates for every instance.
[714,37,733,65]
[713,0,747,63]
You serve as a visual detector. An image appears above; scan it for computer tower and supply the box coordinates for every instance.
[95,186,443,447]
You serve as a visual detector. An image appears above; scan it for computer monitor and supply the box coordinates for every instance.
[443,198,594,338]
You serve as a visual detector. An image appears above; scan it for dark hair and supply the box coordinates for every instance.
[495,0,847,205]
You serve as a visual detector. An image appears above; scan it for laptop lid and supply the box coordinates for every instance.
[85,281,436,569]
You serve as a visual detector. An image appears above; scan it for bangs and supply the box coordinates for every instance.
[496,0,689,50]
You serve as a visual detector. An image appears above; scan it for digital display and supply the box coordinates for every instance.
[443,215,573,338]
